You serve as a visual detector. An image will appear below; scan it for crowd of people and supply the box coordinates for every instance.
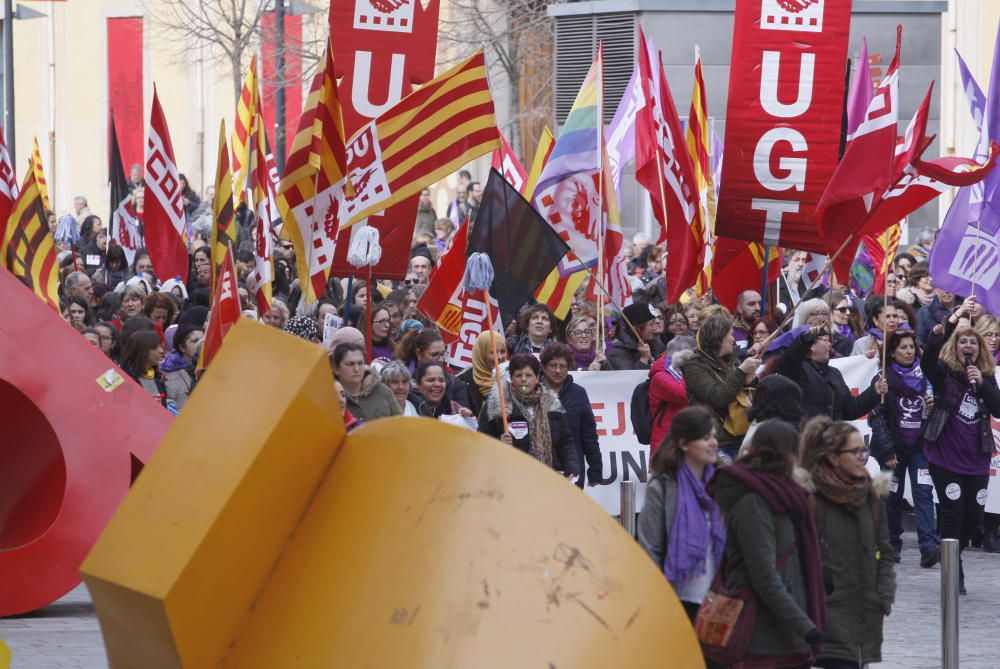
[45,163,1000,668]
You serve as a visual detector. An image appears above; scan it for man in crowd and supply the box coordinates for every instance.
[409,251,433,284]
[73,196,91,225]
[732,290,761,349]
[415,188,437,237]
[64,271,96,307]
[906,229,934,262]
[777,249,807,313]
[468,181,483,222]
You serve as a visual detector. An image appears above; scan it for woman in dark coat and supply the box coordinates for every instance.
[540,343,602,488]
[478,353,580,480]
[409,361,474,419]
[800,417,895,669]
[707,420,826,668]
[921,297,1000,594]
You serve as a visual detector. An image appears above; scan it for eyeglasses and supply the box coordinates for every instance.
[837,447,869,459]
[984,332,1000,339]
[404,279,419,285]
[372,318,391,326]
[428,350,446,359]
[545,362,568,371]
[652,316,664,321]
[833,306,850,313]
[570,328,595,338]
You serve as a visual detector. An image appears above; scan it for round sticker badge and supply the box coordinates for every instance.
[945,483,962,501]
[977,489,988,506]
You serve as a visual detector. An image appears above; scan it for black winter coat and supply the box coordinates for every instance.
[777,330,880,420]
[553,376,602,487]
[607,328,665,371]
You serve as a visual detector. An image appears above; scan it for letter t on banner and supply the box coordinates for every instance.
[715,0,851,253]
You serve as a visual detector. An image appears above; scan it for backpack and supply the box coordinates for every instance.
[631,378,667,446]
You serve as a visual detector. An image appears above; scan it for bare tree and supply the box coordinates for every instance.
[146,0,325,103]
[438,0,558,162]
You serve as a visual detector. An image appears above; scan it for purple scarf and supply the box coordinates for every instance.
[573,346,596,370]
[889,359,925,397]
[836,323,856,343]
[665,461,726,586]
[866,327,885,342]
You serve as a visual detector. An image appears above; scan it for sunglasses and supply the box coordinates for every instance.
[833,306,850,313]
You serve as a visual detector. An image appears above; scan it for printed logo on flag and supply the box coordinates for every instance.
[947,227,1000,289]
[498,155,526,192]
[761,0,823,33]
[146,129,186,234]
[295,180,349,273]
[354,0,415,33]
[342,125,391,222]
[537,173,601,267]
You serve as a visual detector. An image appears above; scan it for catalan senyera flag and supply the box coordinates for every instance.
[686,47,716,296]
[232,55,258,205]
[864,224,902,294]
[210,120,236,291]
[31,138,50,212]
[199,243,241,374]
[0,161,59,310]
[338,50,499,228]
[278,39,351,303]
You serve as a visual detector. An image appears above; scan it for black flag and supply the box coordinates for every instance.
[109,116,142,258]
[466,168,570,326]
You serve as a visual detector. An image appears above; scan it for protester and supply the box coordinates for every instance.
[973,314,1000,552]
[638,406,724,667]
[867,330,939,566]
[921,298,1000,594]
[94,321,118,359]
[895,262,934,310]
[380,361,418,416]
[916,287,957,347]
[851,298,901,357]
[731,290,762,348]
[707,420,825,666]
[478,353,580,480]
[143,292,178,327]
[824,290,859,356]
[607,303,666,370]
[66,295,94,330]
[456,331,507,419]
[330,342,401,421]
[648,336,696,455]
[800,417,895,669]
[334,380,362,433]
[161,324,202,410]
[680,315,760,459]
[409,361,473,419]
[119,330,168,408]
[261,298,290,329]
[777,324,886,420]
[541,344,602,488]
[508,303,558,355]
[738,374,803,458]
[563,314,609,370]
[117,285,147,326]
[358,304,395,362]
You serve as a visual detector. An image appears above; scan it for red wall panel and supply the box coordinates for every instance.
[107,17,144,174]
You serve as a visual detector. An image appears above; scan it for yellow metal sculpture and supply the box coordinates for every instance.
[82,320,703,668]
[0,638,10,669]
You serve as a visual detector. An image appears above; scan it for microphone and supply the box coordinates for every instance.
[965,353,978,393]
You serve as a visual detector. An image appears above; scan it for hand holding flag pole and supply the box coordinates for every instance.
[464,253,507,434]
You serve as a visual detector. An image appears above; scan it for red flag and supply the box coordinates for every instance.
[416,222,469,344]
[712,237,781,311]
[817,28,901,260]
[199,244,241,373]
[491,129,528,193]
[0,125,18,228]
[635,30,700,302]
[144,86,189,283]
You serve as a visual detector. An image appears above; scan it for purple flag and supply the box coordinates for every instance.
[847,38,873,138]
[931,23,1000,312]
[956,48,985,134]
[605,59,640,198]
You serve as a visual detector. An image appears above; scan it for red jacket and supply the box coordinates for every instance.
[648,354,688,455]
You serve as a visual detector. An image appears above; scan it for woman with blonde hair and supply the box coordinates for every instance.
[799,417,895,669]
[922,296,1000,593]
[972,313,1000,552]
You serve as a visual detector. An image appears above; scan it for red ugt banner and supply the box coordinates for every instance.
[328,0,441,279]
[716,0,851,254]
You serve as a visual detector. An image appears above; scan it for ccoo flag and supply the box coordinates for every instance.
[144,86,190,284]
[467,168,570,327]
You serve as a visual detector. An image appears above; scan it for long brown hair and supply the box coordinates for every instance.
[799,416,857,472]
[940,327,995,375]
[650,406,716,477]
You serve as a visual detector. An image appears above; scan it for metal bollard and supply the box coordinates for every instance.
[619,480,637,538]
[941,538,960,669]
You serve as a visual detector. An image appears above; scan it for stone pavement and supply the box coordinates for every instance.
[0,535,997,668]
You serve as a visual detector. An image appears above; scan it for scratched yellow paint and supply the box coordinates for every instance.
[0,638,10,669]
[83,321,704,669]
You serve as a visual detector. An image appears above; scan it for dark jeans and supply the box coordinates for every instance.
[928,463,989,550]
[887,450,939,553]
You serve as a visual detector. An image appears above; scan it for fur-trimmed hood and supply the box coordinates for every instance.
[795,466,893,499]
[344,368,384,400]
[485,382,564,421]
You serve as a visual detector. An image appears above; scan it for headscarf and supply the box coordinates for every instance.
[285,315,320,341]
[472,331,505,398]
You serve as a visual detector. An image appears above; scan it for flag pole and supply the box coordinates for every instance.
[464,254,508,434]
[483,289,508,435]
[760,243,772,314]
[596,42,606,354]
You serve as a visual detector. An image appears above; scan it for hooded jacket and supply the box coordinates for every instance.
[648,350,694,453]
[344,369,403,421]
[160,352,196,410]
[607,327,665,371]
[477,383,580,477]
[800,470,896,666]
[677,348,748,451]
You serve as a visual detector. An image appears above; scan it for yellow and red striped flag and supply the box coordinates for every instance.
[339,50,500,228]
[232,56,258,205]
[863,223,903,294]
[210,120,236,290]
[31,138,50,212]
[278,39,351,303]
[0,160,59,310]
[686,47,715,296]
[529,127,587,319]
